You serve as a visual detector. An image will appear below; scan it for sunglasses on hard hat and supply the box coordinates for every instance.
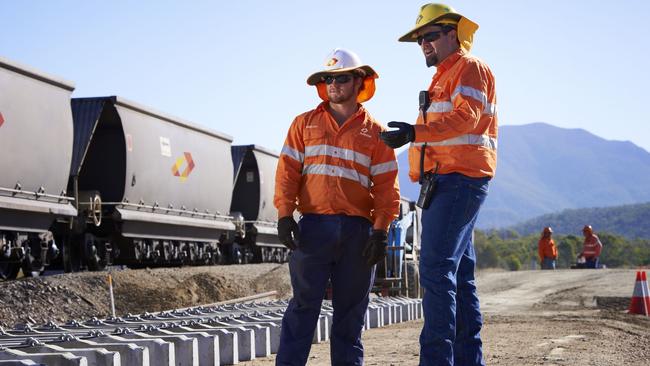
[323,74,353,85]
[417,30,445,45]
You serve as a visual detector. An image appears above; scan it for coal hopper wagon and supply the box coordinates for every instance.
[67,96,239,270]
[228,145,284,263]
[0,57,78,279]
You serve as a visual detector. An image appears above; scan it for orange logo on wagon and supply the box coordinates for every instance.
[0,112,4,128]
[171,152,195,182]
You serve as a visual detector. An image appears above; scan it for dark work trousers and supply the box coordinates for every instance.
[585,257,599,268]
[419,173,489,366]
[541,257,556,270]
[275,214,374,366]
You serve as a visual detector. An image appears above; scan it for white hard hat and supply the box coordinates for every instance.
[306,48,377,85]
[306,48,378,103]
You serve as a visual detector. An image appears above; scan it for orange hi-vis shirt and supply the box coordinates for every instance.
[274,102,400,231]
[538,237,558,261]
[582,234,603,259]
[408,48,497,181]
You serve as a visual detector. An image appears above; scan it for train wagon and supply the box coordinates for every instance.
[0,57,77,279]
[67,96,238,270]
[229,145,286,263]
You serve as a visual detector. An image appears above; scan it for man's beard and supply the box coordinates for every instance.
[328,90,354,104]
[425,53,439,67]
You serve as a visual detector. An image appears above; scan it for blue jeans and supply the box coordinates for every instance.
[585,257,599,269]
[419,173,489,366]
[541,258,556,270]
[276,214,374,366]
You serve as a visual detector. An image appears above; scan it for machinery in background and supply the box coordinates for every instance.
[374,198,421,298]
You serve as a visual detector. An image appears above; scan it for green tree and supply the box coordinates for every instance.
[556,236,579,268]
[505,254,521,271]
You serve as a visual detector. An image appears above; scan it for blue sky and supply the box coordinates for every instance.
[3,1,649,152]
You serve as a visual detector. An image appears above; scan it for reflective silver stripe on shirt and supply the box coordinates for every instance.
[484,103,497,116]
[281,145,304,163]
[303,164,370,188]
[411,134,497,150]
[426,101,453,113]
[451,85,498,116]
[370,161,398,176]
[452,85,488,107]
[426,89,497,116]
[304,144,371,168]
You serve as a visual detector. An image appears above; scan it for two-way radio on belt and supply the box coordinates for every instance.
[415,90,438,210]
[418,90,429,184]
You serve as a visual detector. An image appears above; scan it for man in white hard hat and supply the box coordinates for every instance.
[380,3,497,366]
[579,225,602,268]
[273,48,400,365]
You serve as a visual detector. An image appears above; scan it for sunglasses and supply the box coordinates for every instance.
[323,74,353,85]
[417,30,444,45]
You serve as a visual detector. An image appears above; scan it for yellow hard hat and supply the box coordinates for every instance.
[306,48,378,103]
[398,3,479,51]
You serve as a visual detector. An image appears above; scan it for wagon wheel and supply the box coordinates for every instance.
[0,262,20,280]
[85,239,106,271]
[21,240,45,278]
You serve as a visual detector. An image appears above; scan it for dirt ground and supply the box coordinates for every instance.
[1,267,649,365]
[0,263,292,326]
[239,269,650,366]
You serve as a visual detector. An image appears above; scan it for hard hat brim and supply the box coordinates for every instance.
[398,12,462,42]
[306,65,378,86]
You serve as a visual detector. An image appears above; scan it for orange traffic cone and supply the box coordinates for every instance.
[628,271,650,316]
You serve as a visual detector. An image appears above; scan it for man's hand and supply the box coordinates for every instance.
[380,121,415,149]
[362,230,388,266]
[277,216,299,250]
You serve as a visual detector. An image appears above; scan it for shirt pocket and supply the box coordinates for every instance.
[304,128,326,145]
[426,90,450,111]
[431,86,449,101]
[304,128,327,164]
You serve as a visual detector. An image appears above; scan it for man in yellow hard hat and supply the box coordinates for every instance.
[380,3,497,365]
[274,48,400,365]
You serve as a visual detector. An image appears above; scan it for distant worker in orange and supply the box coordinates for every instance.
[273,48,400,365]
[538,227,557,270]
[579,225,602,269]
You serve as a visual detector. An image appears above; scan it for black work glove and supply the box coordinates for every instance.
[277,216,299,250]
[362,230,388,266]
[379,121,415,149]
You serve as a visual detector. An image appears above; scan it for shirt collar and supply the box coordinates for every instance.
[435,48,465,74]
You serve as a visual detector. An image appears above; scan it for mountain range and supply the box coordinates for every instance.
[396,122,650,228]
[507,202,650,239]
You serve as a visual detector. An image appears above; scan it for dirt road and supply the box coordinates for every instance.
[241,269,650,365]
